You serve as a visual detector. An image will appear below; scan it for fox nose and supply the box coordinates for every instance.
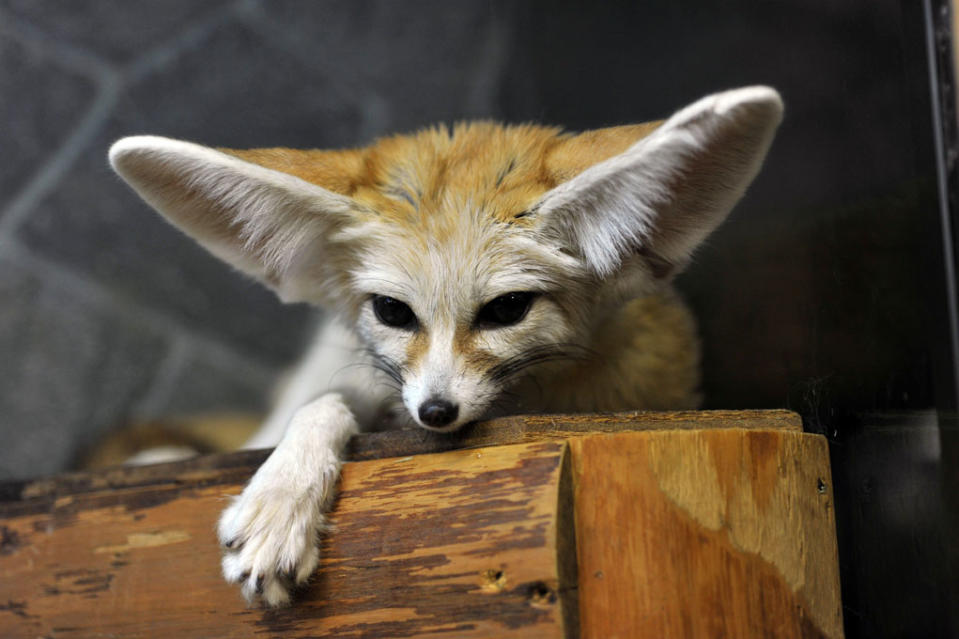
[418,398,459,428]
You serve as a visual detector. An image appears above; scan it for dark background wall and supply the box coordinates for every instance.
[0,1,955,636]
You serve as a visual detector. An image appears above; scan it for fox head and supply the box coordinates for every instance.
[110,87,782,431]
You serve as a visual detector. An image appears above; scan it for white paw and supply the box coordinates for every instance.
[217,483,324,607]
[217,394,356,607]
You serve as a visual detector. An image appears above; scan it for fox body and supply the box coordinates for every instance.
[109,86,782,606]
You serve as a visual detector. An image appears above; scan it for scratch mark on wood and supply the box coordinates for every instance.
[0,599,37,619]
[0,524,20,555]
[50,568,114,595]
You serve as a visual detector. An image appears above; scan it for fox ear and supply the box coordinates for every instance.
[534,86,783,281]
[109,136,368,305]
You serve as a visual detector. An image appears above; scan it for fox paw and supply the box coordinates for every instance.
[217,486,324,607]
[217,394,353,606]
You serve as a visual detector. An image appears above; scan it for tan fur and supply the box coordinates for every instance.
[80,414,261,469]
[453,323,499,371]
[404,327,430,371]
[524,292,702,413]
[227,121,661,229]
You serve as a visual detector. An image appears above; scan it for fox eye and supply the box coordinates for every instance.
[477,292,535,327]
[372,295,417,329]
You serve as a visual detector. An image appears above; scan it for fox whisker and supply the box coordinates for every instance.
[360,348,406,387]
[488,343,594,384]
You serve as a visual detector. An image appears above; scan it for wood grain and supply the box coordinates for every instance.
[0,440,574,638]
[570,429,843,638]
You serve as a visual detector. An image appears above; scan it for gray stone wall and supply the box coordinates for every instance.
[0,0,513,478]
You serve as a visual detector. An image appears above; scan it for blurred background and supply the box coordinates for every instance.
[0,0,956,636]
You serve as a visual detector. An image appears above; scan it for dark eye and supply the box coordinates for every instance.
[372,295,417,329]
[476,292,535,327]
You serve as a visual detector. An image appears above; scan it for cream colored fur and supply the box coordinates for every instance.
[109,86,782,606]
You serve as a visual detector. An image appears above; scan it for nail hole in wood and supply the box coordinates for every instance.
[480,568,507,593]
[527,581,556,607]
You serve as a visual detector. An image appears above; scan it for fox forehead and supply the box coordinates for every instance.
[357,122,561,223]
[352,215,570,321]
[227,121,658,228]
[348,125,564,303]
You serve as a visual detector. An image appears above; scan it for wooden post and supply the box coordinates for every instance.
[571,429,842,638]
[0,410,842,638]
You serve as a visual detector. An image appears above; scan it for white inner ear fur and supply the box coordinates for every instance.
[534,86,784,279]
[109,136,364,304]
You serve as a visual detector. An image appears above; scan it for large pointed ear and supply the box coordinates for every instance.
[534,86,783,281]
[109,136,368,305]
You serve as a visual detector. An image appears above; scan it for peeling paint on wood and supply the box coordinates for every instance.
[93,530,191,554]
[0,440,574,638]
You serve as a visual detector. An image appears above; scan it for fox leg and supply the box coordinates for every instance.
[217,393,357,606]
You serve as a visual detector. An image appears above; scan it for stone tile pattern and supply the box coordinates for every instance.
[0,0,511,479]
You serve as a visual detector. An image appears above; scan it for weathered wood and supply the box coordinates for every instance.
[348,408,801,461]
[570,429,843,638]
[0,411,842,639]
[3,409,801,502]
[0,440,575,638]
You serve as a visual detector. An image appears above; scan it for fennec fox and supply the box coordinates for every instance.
[109,86,782,606]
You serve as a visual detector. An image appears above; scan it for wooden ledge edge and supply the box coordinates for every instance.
[3,409,802,503]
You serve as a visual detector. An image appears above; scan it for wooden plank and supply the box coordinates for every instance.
[570,429,843,639]
[349,408,801,462]
[3,409,801,501]
[0,440,575,638]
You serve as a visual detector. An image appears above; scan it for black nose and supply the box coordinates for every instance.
[418,398,459,428]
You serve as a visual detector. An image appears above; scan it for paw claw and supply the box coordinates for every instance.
[295,545,320,584]
[221,553,245,583]
[262,578,292,607]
